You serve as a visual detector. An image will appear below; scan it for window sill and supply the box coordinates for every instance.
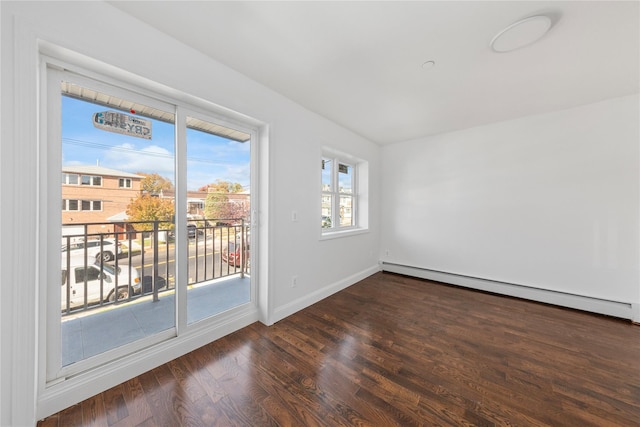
[319,227,369,241]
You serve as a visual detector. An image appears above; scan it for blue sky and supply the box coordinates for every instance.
[62,96,251,191]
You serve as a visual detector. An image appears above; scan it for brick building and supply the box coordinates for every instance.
[62,165,143,237]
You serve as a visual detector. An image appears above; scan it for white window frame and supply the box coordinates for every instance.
[118,178,132,188]
[81,200,102,211]
[320,147,369,239]
[62,199,78,211]
[63,199,103,211]
[62,173,79,185]
[80,174,102,186]
[322,157,357,231]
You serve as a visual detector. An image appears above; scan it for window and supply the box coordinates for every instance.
[119,178,132,188]
[63,199,102,211]
[63,199,79,211]
[80,175,101,186]
[81,200,102,211]
[321,155,356,231]
[62,173,79,185]
[75,266,101,283]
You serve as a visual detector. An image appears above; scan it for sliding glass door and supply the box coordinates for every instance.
[45,67,255,384]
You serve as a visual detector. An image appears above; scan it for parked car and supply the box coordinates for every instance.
[140,275,168,294]
[187,224,197,238]
[61,258,140,311]
[234,229,250,243]
[61,238,122,262]
[188,223,208,238]
[168,224,203,240]
[222,239,249,268]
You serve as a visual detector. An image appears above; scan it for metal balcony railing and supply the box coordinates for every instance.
[61,218,249,316]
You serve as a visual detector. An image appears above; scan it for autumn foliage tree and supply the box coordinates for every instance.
[137,172,174,195]
[198,180,243,193]
[126,195,175,231]
[202,180,248,221]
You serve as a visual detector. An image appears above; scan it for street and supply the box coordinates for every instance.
[116,237,244,289]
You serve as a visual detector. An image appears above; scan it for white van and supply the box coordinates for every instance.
[61,238,123,262]
[61,258,140,311]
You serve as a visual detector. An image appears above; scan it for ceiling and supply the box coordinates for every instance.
[110,1,639,145]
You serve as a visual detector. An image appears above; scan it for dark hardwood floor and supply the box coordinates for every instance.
[39,272,640,426]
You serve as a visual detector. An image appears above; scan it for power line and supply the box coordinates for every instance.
[62,138,246,167]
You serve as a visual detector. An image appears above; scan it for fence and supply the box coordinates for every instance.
[61,218,248,315]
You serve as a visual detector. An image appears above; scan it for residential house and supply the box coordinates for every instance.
[157,188,251,221]
[61,165,142,237]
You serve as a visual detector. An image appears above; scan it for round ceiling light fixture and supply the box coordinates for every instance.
[490,15,552,53]
[422,60,436,69]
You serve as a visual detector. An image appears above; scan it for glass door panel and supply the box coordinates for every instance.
[185,115,251,324]
[60,81,176,367]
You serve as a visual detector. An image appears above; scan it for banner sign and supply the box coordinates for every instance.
[93,110,152,139]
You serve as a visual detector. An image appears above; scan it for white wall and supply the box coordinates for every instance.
[381,94,639,315]
[0,1,379,425]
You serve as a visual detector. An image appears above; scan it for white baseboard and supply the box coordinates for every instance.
[382,263,635,321]
[272,264,381,323]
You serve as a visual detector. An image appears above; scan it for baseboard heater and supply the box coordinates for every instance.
[381,262,636,321]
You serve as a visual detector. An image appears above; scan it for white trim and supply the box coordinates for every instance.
[39,42,264,131]
[271,264,380,323]
[175,106,188,334]
[9,16,40,427]
[44,66,63,383]
[257,124,272,325]
[319,227,369,240]
[248,126,262,321]
[382,263,636,321]
[633,303,640,324]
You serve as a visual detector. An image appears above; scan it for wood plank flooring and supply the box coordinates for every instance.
[39,272,640,426]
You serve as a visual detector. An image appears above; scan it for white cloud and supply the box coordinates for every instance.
[187,162,250,191]
[102,143,175,179]
[65,139,250,191]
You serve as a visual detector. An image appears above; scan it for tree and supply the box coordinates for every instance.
[204,194,249,221]
[126,195,175,231]
[204,192,227,220]
[137,172,174,195]
[198,179,243,193]
[202,180,248,221]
